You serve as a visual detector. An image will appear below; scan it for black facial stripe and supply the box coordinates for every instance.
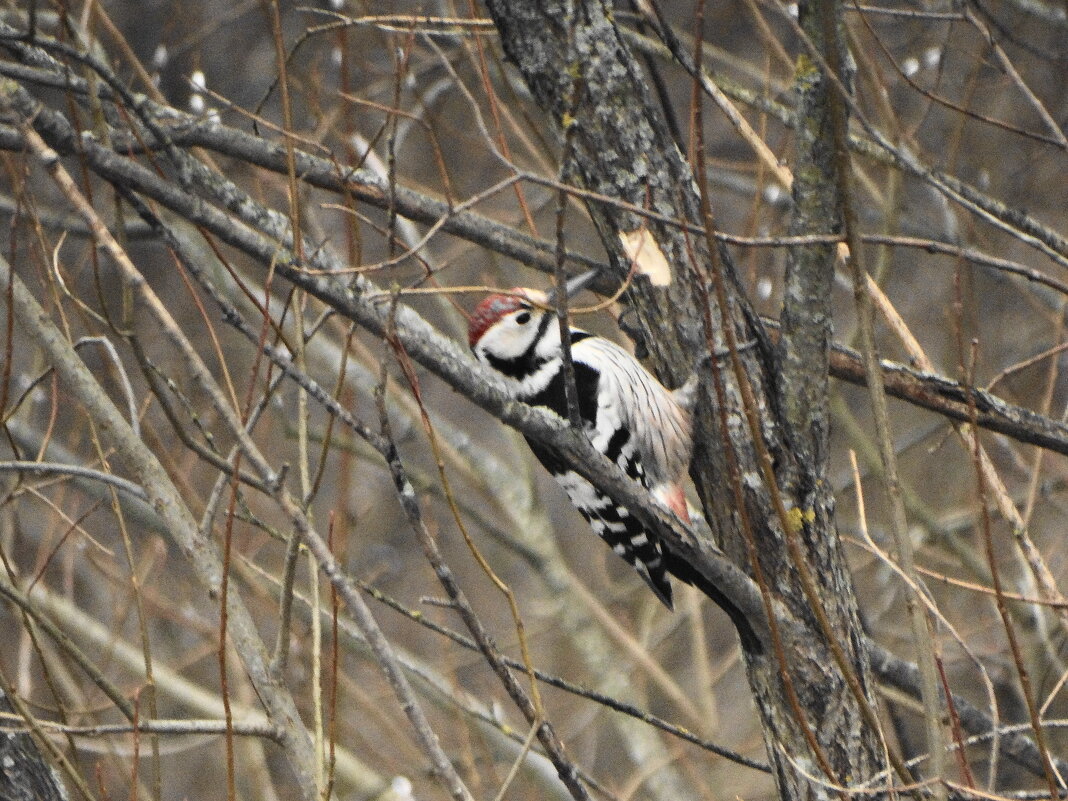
[481,308,544,379]
[486,351,535,379]
[533,308,554,344]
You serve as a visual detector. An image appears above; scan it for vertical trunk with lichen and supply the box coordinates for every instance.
[483,2,885,799]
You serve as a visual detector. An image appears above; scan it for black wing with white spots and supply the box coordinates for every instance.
[523,336,676,608]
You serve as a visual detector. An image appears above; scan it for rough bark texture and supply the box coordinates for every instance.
[780,51,838,472]
[0,692,69,801]
[482,2,885,798]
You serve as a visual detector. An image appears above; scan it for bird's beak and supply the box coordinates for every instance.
[545,268,600,304]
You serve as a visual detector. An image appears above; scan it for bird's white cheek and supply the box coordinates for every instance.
[486,327,531,361]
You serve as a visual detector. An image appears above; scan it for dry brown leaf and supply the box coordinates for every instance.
[619,227,672,286]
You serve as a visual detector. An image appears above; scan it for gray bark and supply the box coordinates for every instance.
[2,7,1067,800]
[481,2,885,799]
[0,691,69,801]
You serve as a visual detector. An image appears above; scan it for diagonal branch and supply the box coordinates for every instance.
[0,253,322,800]
[4,63,1066,790]
[0,60,1066,463]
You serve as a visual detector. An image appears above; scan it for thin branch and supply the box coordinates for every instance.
[5,53,1066,792]
[0,253,323,800]
[0,459,148,502]
[0,715,285,742]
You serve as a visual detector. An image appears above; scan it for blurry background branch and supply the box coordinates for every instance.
[1,2,1068,801]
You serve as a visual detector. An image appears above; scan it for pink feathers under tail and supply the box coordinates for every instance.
[653,484,690,524]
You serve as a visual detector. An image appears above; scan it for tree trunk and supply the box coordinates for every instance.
[483,2,886,798]
[0,690,69,801]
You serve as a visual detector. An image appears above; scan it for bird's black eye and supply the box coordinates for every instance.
[515,311,531,325]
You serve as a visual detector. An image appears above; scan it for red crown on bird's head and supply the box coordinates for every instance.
[467,288,545,347]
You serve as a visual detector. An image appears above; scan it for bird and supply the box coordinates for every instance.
[467,270,758,649]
